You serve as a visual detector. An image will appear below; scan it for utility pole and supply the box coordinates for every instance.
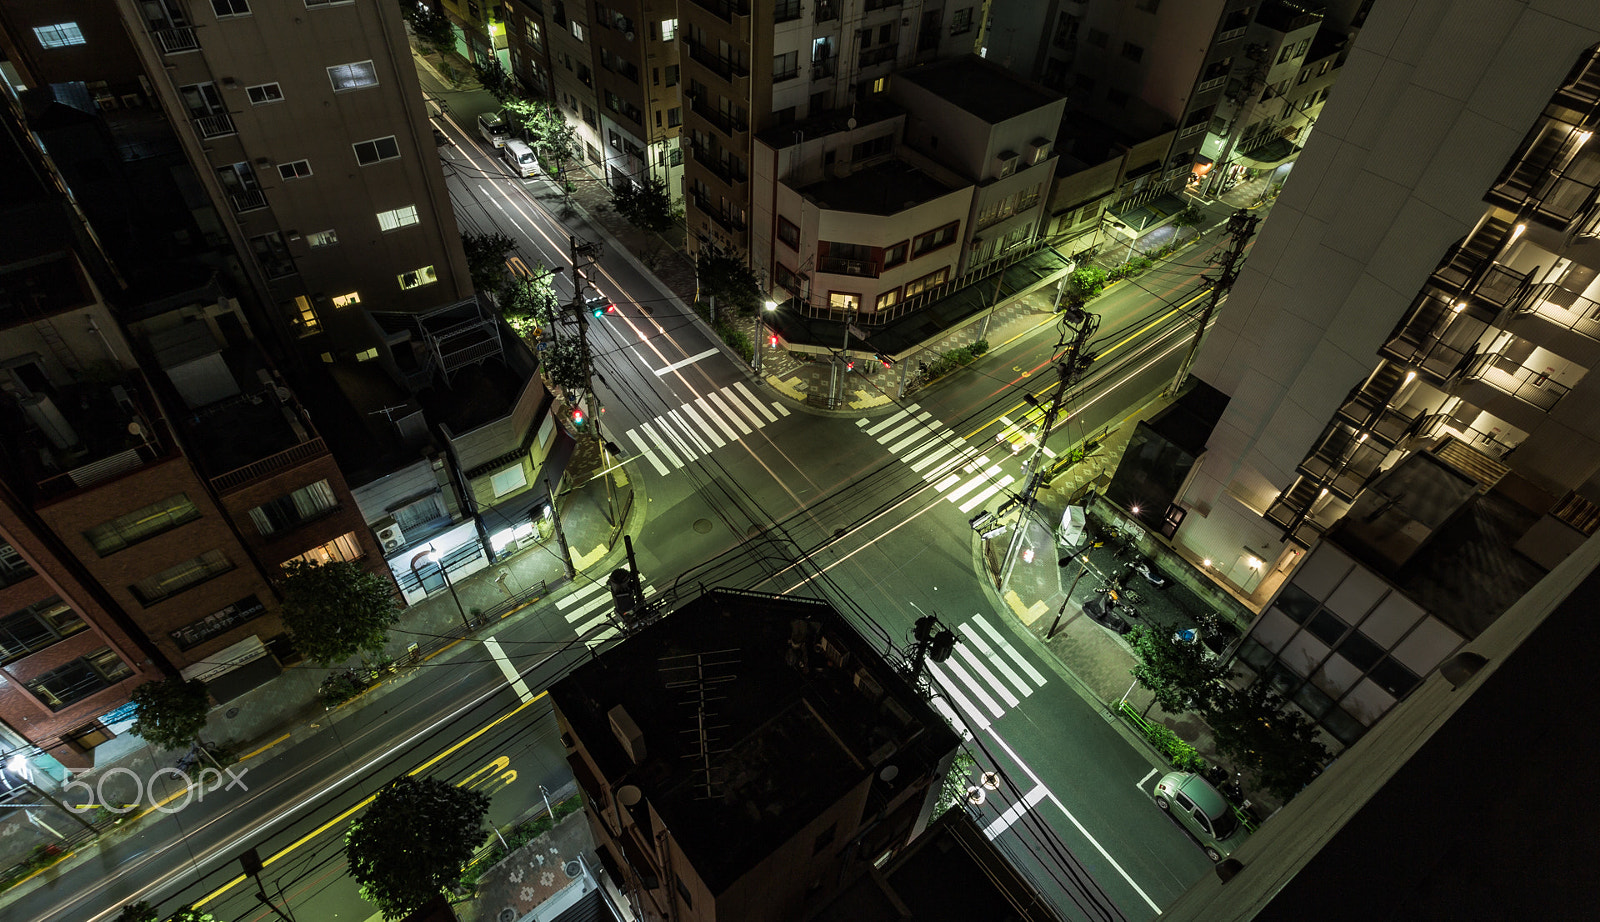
[1170,209,1260,395]
[545,476,576,578]
[568,234,617,525]
[997,308,1100,589]
[908,613,956,683]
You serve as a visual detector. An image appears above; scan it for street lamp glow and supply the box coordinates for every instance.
[763,299,777,312]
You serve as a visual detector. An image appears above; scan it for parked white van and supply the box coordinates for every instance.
[478,112,511,147]
[501,140,538,178]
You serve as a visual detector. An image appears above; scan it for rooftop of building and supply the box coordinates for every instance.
[548,589,959,894]
[796,157,960,216]
[1256,0,1326,33]
[1328,451,1547,639]
[754,98,902,150]
[897,55,1063,124]
[1308,23,1350,62]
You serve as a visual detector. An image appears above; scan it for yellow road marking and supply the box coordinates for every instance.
[239,734,292,763]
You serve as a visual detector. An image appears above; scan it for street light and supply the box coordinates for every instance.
[410,550,471,632]
[753,299,777,373]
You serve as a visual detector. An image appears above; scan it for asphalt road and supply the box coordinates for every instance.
[10,96,1252,922]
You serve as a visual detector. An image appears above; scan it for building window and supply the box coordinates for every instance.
[399,266,438,289]
[951,8,973,35]
[251,232,295,279]
[883,240,908,267]
[777,216,800,249]
[871,76,887,94]
[83,495,202,556]
[0,543,36,589]
[912,222,958,258]
[308,229,339,248]
[1087,28,1108,48]
[130,550,235,606]
[775,263,799,294]
[247,480,337,537]
[829,291,860,312]
[1,598,87,665]
[328,60,378,91]
[1122,42,1143,63]
[291,295,320,332]
[282,532,362,568]
[852,134,893,160]
[875,287,901,310]
[24,649,132,711]
[277,159,313,180]
[903,267,949,298]
[332,291,361,307]
[572,21,585,41]
[490,464,528,497]
[527,20,542,48]
[305,0,356,7]
[669,147,683,166]
[246,82,284,105]
[355,347,379,361]
[660,18,677,41]
[668,107,681,127]
[211,0,252,17]
[377,204,420,230]
[34,23,87,47]
[774,51,799,81]
[353,135,400,165]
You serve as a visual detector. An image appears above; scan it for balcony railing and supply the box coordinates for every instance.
[1216,26,1247,43]
[1461,352,1571,411]
[1196,75,1227,93]
[1513,282,1600,341]
[689,143,746,185]
[860,46,896,67]
[230,189,267,213]
[194,113,236,139]
[153,26,198,54]
[817,256,877,278]
[211,437,329,493]
[686,0,749,23]
[684,38,748,82]
[688,97,748,136]
[812,59,836,80]
[1414,413,1517,458]
[691,192,746,232]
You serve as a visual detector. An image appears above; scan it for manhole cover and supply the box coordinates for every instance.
[834,526,848,540]
[693,518,714,534]
[564,859,582,879]
[225,708,240,719]
[746,524,764,539]
[498,908,517,922]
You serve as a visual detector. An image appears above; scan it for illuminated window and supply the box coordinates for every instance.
[246,82,283,105]
[875,287,900,310]
[377,204,419,231]
[572,21,585,42]
[328,60,378,91]
[129,550,234,605]
[84,495,201,555]
[828,291,861,312]
[282,532,362,568]
[307,229,338,248]
[24,649,132,710]
[34,23,86,47]
[247,481,337,536]
[871,77,887,93]
[660,18,676,41]
[399,266,437,290]
[292,295,320,332]
[331,291,361,307]
[355,347,379,361]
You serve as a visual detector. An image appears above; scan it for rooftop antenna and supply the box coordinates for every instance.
[661,649,740,800]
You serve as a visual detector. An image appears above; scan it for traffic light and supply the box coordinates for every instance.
[846,359,855,371]
[768,334,779,347]
[571,407,586,427]
[590,301,616,318]
[875,352,894,369]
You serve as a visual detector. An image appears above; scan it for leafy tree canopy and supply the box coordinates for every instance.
[1125,626,1234,716]
[696,249,763,317]
[538,337,586,393]
[279,559,401,666]
[129,678,210,752]
[1210,681,1330,801]
[504,101,578,167]
[346,776,490,920]
[611,177,675,235]
[399,1,454,51]
[498,268,561,339]
[115,903,157,922]
[461,231,518,294]
[472,58,517,105]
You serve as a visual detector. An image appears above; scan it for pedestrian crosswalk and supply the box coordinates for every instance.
[926,614,1050,734]
[557,576,655,646]
[618,383,791,476]
[856,406,1016,513]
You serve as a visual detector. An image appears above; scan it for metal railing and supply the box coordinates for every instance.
[210,437,328,493]
[683,38,748,82]
[799,239,1046,325]
[691,192,746,232]
[153,26,198,54]
[1413,413,1517,458]
[1512,282,1600,341]
[817,256,877,278]
[1462,352,1571,411]
[688,96,747,135]
[689,143,746,184]
[229,189,267,213]
[193,113,236,139]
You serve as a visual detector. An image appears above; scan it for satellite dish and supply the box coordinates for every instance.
[846,117,857,129]
[127,421,144,436]
[878,764,899,782]
[617,785,643,807]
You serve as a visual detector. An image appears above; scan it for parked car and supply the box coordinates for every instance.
[1153,771,1249,861]
[478,111,511,147]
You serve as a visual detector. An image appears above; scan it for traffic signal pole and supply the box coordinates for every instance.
[569,234,617,526]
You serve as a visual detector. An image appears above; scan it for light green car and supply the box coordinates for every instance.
[1154,771,1249,861]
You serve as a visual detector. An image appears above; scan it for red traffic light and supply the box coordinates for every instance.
[571,407,587,426]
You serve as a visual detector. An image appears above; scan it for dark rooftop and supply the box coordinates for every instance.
[755,97,901,149]
[898,55,1063,124]
[548,589,958,894]
[798,158,959,215]
[1256,0,1325,33]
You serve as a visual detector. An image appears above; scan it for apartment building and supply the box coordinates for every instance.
[0,0,472,368]
[1153,1,1600,753]
[752,55,1062,324]
[549,589,960,922]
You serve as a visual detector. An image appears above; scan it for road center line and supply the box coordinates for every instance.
[484,637,535,703]
[654,348,719,376]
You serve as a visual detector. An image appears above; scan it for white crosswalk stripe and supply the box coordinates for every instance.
[927,614,1047,733]
[857,405,1016,509]
[619,384,789,474]
[557,576,656,646]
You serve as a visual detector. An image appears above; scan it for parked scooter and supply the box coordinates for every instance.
[1129,556,1168,588]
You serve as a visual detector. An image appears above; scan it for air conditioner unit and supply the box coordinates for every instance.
[376,520,406,552]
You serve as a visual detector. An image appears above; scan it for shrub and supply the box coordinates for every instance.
[1069,266,1106,299]
[970,339,989,357]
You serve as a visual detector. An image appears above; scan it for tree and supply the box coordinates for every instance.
[538,338,586,393]
[129,678,210,752]
[498,268,560,339]
[1068,265,1106,300]
[115,903,157,922]
[696,248,763,318]
[165,909,215,922]
[472,58,517,105]
[611,176,675,236]
[1210,681,1330,801]
[346,775,491,920]
[934,749,977,817]
[461,231,518,293]
[279,560,402,667]
[1125,626,1233,716]
[399,1,454,54]
[506,101,578,171]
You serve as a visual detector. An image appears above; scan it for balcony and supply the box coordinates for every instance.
[1511,281,1600,342]
[691,192,746,232]
[686,0,749,24]
[688,96,747,137]
[688,143,746,185]
[812,59,836,80]
[1297,428,1388,501]
[153,26,198,54]
[193,112,236,140]
[684,38,748,83]
[860,46,896,67]
[1460,352,1571,411]
[817,256,877,278]
[230,189,267,213]
[1196,75,1228,93]
[816,1,839,23]
[1216,26,1247,43]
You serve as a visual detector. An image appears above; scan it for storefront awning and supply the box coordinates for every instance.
[1237,139,1302,168]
